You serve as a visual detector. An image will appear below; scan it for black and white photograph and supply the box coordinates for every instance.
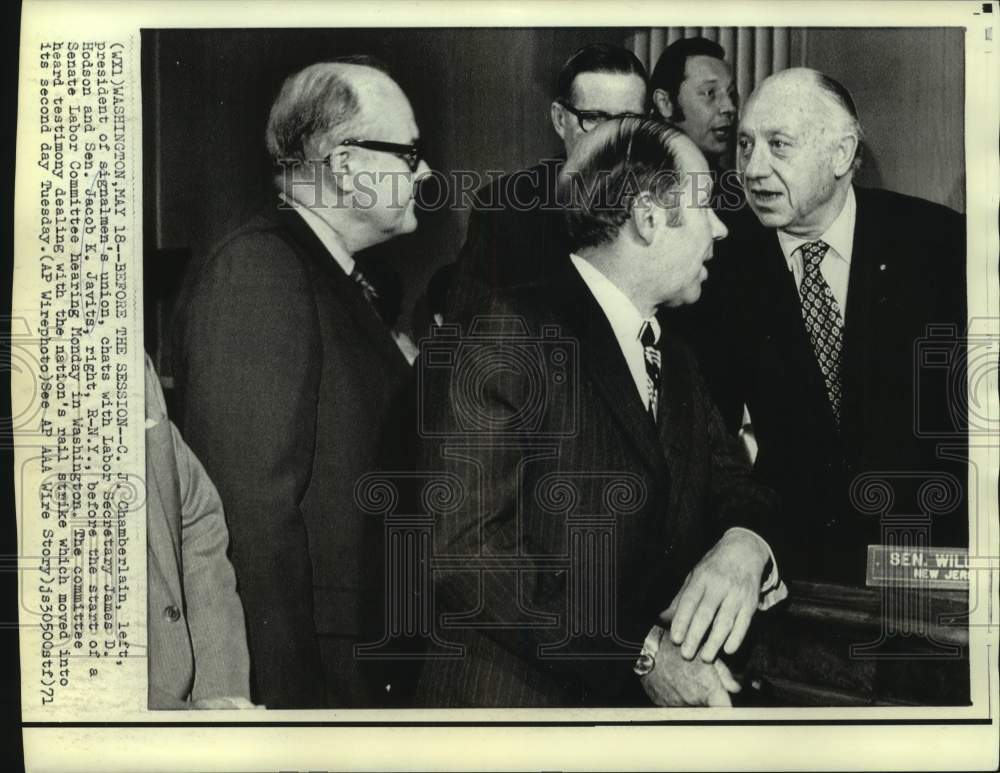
[8,2,998,771]
[142,25,972,710]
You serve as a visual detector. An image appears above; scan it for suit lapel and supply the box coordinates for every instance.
[841,187,888,440]
[276,206,409,375]
[551,263,669,480]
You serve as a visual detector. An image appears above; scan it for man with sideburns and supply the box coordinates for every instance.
[416,118,786,707]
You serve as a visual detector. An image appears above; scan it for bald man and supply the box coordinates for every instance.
[695,68,967,584]
[174,57,430,708]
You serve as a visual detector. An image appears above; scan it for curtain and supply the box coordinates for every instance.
[627,28,795,103]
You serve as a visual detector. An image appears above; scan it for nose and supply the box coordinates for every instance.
[718,91,736,116]
[709,208,728,241]
[740,139,769,181]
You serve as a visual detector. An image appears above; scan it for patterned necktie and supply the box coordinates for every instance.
[797,240,844,426]
[639,319,661,422]
[350,266,382,318]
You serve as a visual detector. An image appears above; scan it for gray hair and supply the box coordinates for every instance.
[265,55,389,166]
[813,71,865,172]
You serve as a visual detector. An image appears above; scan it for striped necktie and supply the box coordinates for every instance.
[350,266,382,319]
[797,240,844,426]
[639,319,661,422]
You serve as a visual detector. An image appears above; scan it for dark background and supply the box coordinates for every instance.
[141,27,965,374]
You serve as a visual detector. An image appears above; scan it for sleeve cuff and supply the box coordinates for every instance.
[724,526,788,611]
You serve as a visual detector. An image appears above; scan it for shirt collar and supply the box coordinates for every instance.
[776,185,856,268]
[278,191,355,275]
[570,253,655,346]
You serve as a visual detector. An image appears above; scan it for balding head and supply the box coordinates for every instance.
[561,118,728,312]
[266,58,405,165]
[267,57,428,252]
[745,68,861,156]
[738,67,861,237]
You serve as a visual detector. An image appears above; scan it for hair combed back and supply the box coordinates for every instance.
[649,36,726,117]
[561,117,686,251]
[555,43,648,103]
[265,55,391,165]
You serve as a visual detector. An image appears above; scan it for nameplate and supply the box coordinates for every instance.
[866,545,970,589]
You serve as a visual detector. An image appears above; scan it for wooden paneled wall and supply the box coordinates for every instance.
[801,27,965,213]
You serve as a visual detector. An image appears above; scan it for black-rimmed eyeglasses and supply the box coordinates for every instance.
[556,100,645,133]
[337,138,425,172]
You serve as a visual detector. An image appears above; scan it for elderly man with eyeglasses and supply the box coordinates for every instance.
[173,56,430,709]
[446,43,648,316]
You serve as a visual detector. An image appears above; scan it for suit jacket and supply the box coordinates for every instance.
[145,355,250,709]
[681,186,968,583]
[414,261,780,707]
[447,158,571,316]
[173,205,411,708]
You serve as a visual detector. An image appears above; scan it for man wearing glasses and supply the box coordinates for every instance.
[447,43,647,316]
[174,57,429,709]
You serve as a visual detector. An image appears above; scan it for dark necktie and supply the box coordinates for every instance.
[797,240,844,425]
[639,319,661,422]
[350,266,382,318]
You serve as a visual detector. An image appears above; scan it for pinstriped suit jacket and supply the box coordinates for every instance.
[414,261,779,707]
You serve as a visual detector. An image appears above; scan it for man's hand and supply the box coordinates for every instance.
[638,631,740,707]
[662,529,769,662]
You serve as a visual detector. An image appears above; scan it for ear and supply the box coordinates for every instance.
[652,88,673,120]
[551,101,568,142]
[324,145,356,193]
[630,191,660,245]
[831,132,860,178]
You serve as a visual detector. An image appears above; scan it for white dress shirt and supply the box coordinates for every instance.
[570,253,657,410]
[776,185,856,319]
[739,187,858,465]
[278,192,356,275]
[278,193,419,364]
[569,254,786,616]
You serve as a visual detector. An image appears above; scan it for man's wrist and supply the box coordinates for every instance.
[723,526,787,609]
[723,526,769,573]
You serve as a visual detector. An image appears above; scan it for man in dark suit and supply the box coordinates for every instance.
[708,68,968,583]
[416,119,785,708]
[174,57,429,708]
[446,44,647,316]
